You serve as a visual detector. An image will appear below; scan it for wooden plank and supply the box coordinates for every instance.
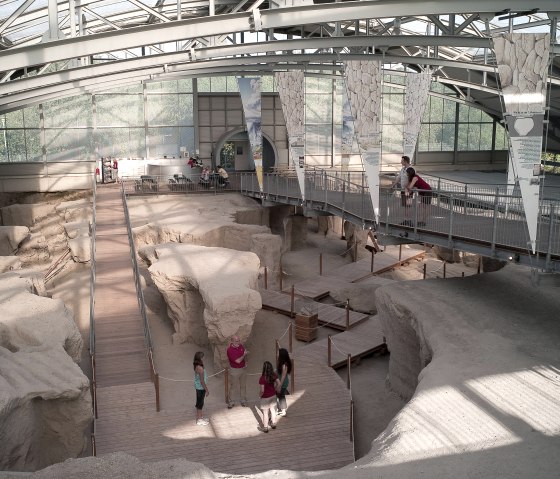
[295,317,386,369]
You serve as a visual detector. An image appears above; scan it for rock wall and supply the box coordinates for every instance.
[0,274,91,472]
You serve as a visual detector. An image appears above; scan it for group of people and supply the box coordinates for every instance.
[199,165,229,187]
[391,155,433,227]
[192,336,292,432]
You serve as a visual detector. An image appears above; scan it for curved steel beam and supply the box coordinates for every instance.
[1,0,559,71]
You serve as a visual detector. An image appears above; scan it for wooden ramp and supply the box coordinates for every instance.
[94,184,153,392]
[94,360,355,474]
[286,245,425,299]
[294,317,387,369]
[260,289,368,330]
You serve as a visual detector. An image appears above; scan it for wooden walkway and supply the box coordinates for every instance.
[93,185,355,473]
[261,289,369,330]
[294,317,387,369]
[95,361,354,474]
[286,245,425,299]
[94,184,152,388]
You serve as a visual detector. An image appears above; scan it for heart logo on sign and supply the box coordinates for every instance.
[514,117,534,136]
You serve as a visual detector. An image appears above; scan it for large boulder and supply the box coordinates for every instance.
[343,222,369,261]
[0,256,22,273]
[432,245,461,263]
[1,204,54,227]
[68,237,91,263]
[0,273,91,472]
[147,243,261,369]
[250,233,283,290]
[0,226,29,255]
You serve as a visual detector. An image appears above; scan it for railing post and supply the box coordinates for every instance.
[546,205,555,272]
[443,261,447,279]
[319,253,323,276]
[437,178,441,208]
[353,239,357,263]
[477,256,482,274]
[399,244,402,261]
[346,299,350,330]
[423,263,427,279]
[290,285,295,318]
[347,354,352,390]
[225,368,229,403]
[155,373,160,412]
[323,171,328,207]
[328,335,332,367]
[350,399,354,443]
[289,321,293,353]
[91,434,96,457]
[291,359,295,394]
[448,194,454,244]
[279,260,283,291]
[491,187,499,255]
[370,249,374,272]
[463,184,468,215]
[264,266,268,290]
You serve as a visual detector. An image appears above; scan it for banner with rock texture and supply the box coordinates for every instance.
[404,70,431,160]
[344,60,382,224]
[493,33,550,252]
[237,77,263,192]
[275,71,306,200]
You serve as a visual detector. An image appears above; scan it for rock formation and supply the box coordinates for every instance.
[0,273,91,472]
[143,243,261,369]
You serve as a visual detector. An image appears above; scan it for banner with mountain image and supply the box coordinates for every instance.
[344,60,382,224]
[492,33,550,253]
[404,70,431,160]
[237,77,263,192]
[275,71,306,200]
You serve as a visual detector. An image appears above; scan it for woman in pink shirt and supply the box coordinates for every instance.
[258,361,280,433]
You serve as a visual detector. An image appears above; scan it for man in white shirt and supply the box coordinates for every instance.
[392,156,411,206]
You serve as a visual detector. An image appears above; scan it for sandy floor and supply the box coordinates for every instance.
[43,191,476,462]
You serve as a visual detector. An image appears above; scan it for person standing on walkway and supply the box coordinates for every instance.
[276,348,292,417]
[404,167,433,226]
[227,335,249,408]
[193,351,209,426]
[258,361,280,433]
[392,156,411,206]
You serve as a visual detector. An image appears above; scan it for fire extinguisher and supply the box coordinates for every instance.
[95,167,100,183]
[113,158,118,170]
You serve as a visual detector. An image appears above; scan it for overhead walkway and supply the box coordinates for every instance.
[239,171,560,272]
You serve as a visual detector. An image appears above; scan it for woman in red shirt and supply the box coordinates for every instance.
[258,361,280,432]
[404,167,433,226]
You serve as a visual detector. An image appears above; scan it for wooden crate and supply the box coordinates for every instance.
[295,313,318,342]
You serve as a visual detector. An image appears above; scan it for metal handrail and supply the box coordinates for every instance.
[121,183,154,352]
[240,171,560,271]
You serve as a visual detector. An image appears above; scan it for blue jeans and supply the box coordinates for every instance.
[276,387,288,411]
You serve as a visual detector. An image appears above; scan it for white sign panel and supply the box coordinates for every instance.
[493,33,550,252]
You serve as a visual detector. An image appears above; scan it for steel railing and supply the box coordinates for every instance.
[240,171,560,270]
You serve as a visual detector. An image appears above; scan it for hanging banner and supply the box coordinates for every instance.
[403,70,431,160]
[275,71,306,200]
[341,87,355,172]
[344,60,382,223]
[237,77,263,192]
[493,33,550,252]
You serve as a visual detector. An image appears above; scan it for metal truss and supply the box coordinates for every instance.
[0,0,559,142]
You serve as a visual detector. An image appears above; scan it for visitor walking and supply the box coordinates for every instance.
[227,335,249,408]
[258,361,280,433]
[193,351,209,426]
[276,348,292,417]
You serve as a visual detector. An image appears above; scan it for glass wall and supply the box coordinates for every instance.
[0,72,508,165]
